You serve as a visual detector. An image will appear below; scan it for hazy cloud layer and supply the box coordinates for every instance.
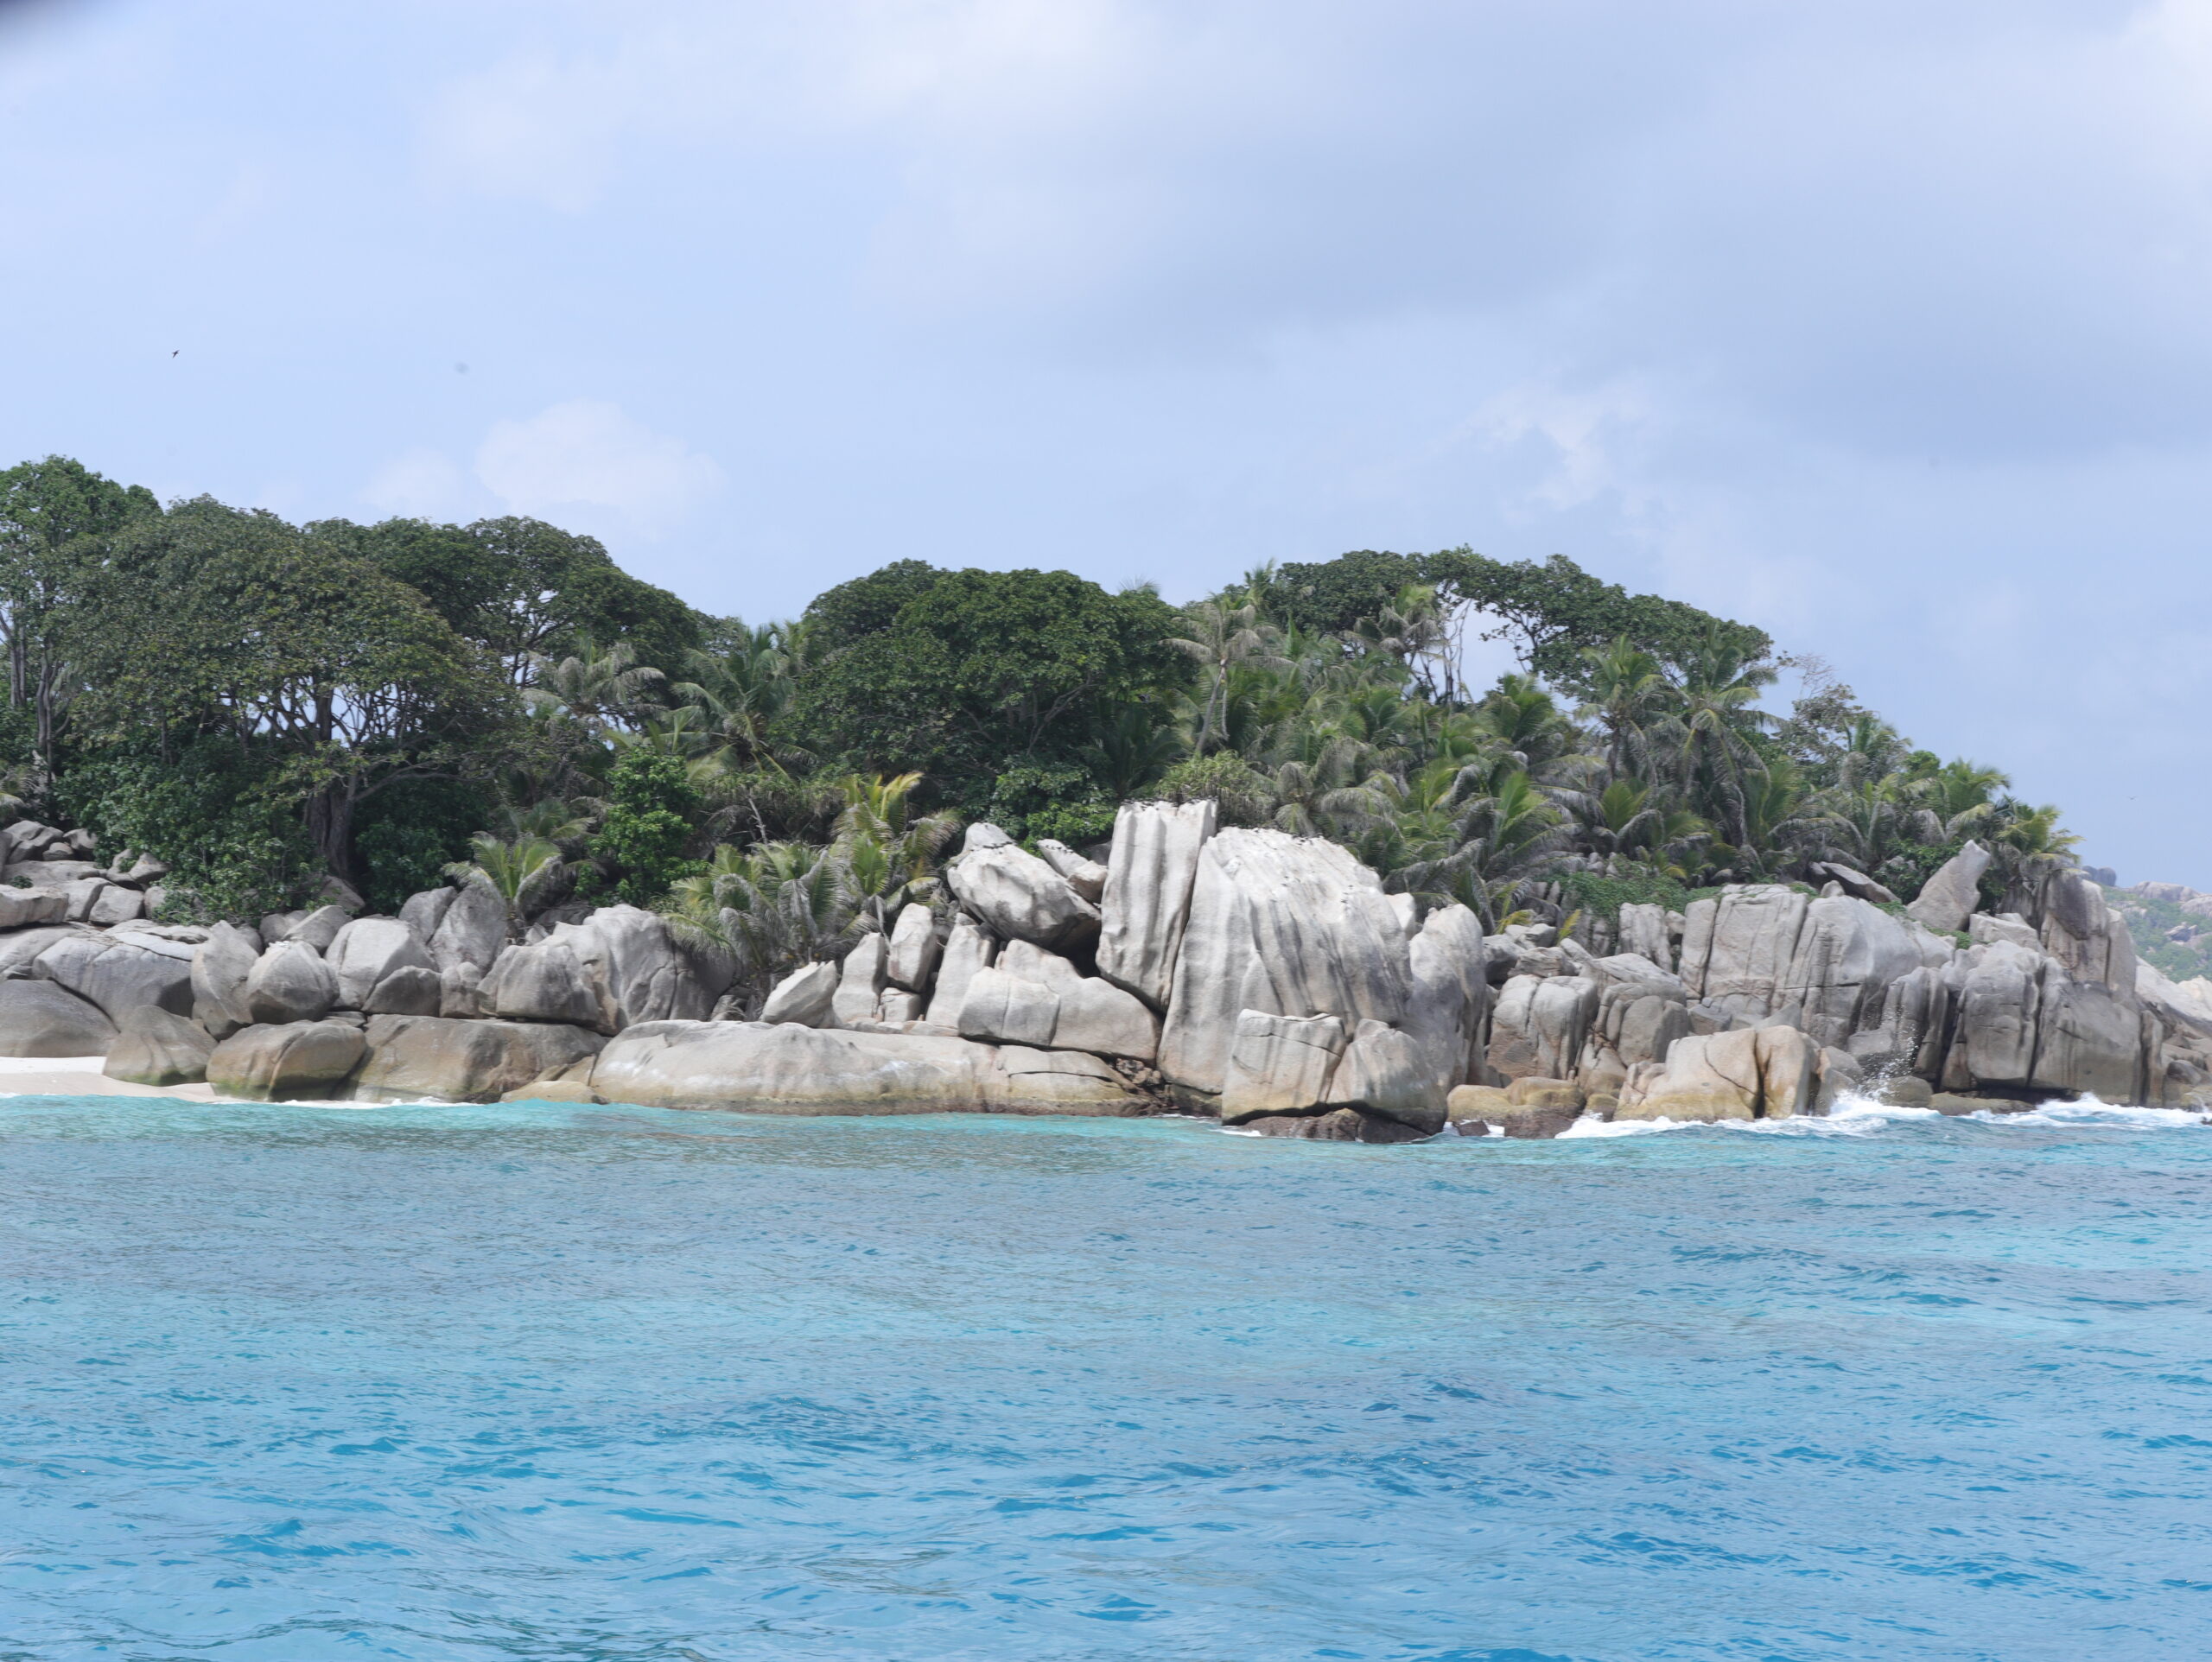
[0,0,2207,878]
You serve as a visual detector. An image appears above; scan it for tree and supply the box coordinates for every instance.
[0,456,157,781]
[446,832,567,942]
[67,498,509,879]
[588,748,702,904]
[786,565,1189,807]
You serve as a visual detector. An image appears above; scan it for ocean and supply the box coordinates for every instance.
[3,1094,2208,1660]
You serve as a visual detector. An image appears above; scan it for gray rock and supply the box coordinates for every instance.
[0,980,118,1056]
[1679,885,1813,1024]
[1906,841,1992,934]
[830,932,888,1026]
[994,1044,1150,1113]
[325,917,436,1009]
[2028,974,2141,1102]
[0,887,67,929]
[590,1019,1141,1115]
[206,1020,366,1100]
[945,839,1100,951]
[363,964,443,1016]
[1776,896,1923,1049]
[876,989,925,1024]
[429,882,508,974]
[317,875,367,914]
[1218,1011,1350,1122]
[439,961,491,1019]
[244,940,340,1024]
[1321,1018,1446,1134]
[884,904,942,992]
[400,886,458,942]
[117,853,169,885]
[1035,838,1109,904]
[1577,982,1691,1099]
[1617,903,1674,972]
[480,905,717,1034]
[1968,911,2040,950]
[761,960,840,1026]
[190,921,262,1037]
[259,908,306,944]
[956,951,1160,1060]
[1486,974,1599,1082]
[1814,1045,1865,1113]
[1808,861,1901,905]
[285,904,351,955]
[1615,1025,1816,1121]
[1402,903,1490,1092]
[102,1006,215,1086]
[1942,942,2043,1090]
[85,883,145,927]
[34,930,197,1024]
[0,924,84,979]
[962,821,1014,851]
[1158,828,1408,1094]
[346,1014,604,1103]
[1240,1107,1430,1143]
[923,916,996,1027]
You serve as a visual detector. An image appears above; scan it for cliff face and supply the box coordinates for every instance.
[3,808,2199,1139]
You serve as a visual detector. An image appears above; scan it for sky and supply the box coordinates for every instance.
[1,0,2208,881]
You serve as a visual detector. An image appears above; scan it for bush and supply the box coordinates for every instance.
[352,777,494,913]
[1554,867,1699,925]
[979,762,1117,847]
[588,750,703,905]
[1148,752,1274,827]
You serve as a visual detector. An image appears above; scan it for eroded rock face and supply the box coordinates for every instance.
[761,961,839,1026]
[346,1015,604,1103]
[925,917,997,1028]
[1036,839,1109,904]
[400,887,457,943]
[429,883,508,975]
[956,949,1160,1061]
[365,965,443,1016]
[1617,904,1674,972]
[1321,1018,1446,1135]
[480,905,716,1034]
[944,834,1100,951]
[590,1020,1140,1115]
[1615,1025,1817,1122]
[1777,897,1924,1049]
[1680,886,1811,1024]
[1158,828,1408,1094]
[0,980,118,1056]
[191,921,261,1038]
[885,905,942,992]
[244,941,340,1025]
[103,1006,215,1086]
[35,931,197,1024]
[1906,841,1991,934]
[325,917,436,1010]
[830,933,888,1027]
[1486,974,1598,1083]
[1220,1011,1348,1122]
[1402,904,1490,1094]
[207,1020,365,1099]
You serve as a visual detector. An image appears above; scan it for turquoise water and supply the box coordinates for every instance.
[3,1097,2209,1661]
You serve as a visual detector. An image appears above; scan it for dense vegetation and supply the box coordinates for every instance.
[0,454,2087,1008]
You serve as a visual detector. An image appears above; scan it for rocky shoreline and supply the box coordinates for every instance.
[1,804,2205,1138]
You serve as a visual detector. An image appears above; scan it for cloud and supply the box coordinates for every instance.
[363,447,469,518]
[474,400,724,531]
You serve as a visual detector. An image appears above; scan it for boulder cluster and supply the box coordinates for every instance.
[2,811,2204,1138]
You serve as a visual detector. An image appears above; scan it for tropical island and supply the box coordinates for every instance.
[0,453,2201,1133]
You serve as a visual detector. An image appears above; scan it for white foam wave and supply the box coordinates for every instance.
[1960,1094,2209,1131]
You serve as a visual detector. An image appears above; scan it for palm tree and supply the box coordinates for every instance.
[525,636,664,733]
[1168,599,1288,754]
[664,841,868,1018]
[445,833,567,942]
[1576,637,1671,783]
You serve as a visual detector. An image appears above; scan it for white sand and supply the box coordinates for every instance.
[0,1055,221,1101]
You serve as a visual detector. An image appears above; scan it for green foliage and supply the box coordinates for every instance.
[1554,867,1699,925]
[589,749,702,904]
[353,777,495,913]
[59,739,313,920]
[1149,752,1275,826]
[787,565,1189,804]
[2104,886,2212,982]
[982,763,1116,847]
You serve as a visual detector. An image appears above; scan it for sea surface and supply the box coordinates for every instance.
[3,1094,2209,1662]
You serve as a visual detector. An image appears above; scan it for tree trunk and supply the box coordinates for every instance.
[305,779,359,882]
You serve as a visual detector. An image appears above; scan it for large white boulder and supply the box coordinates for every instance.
[884,904,942,993]
[1035,839,1109,903]
[1678,885,1812,1024]
[190,921,261,1037]
[480,904,717,1034]
[0,980,117,1056]
[33,930,198,1024]
[590,1020,1141,1115]
[1096,800,1215,1010]
[207,1019,365,1100]
[1401,903,1490,1093]
[1157,828,1409,1095]
[1905,841,1991,934]
[1220,1010,1348,1122]
[243,940,340,1025]
[760,960,840,1026]
[830,932,888,1026]
[428,883,508,974]
[1775,896,1924,1049]
[1615,1025,1818,1122]
[1485,974,1599,1082]
[924,916,996,1026]
[1320,1018,1447,1135]
[346,1015,604,1103]
[944,833,1100,951]
[956,947,1160,1061]
[103,1007,215,1086]
[325,917,436,1010]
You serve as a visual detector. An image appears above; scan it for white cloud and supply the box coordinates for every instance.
[363,447,469,518]
[474,400,724,531]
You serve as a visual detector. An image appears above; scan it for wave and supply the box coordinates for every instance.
[1554,1090,2209,1139]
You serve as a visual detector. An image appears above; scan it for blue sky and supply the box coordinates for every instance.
[3,0,2209,880]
